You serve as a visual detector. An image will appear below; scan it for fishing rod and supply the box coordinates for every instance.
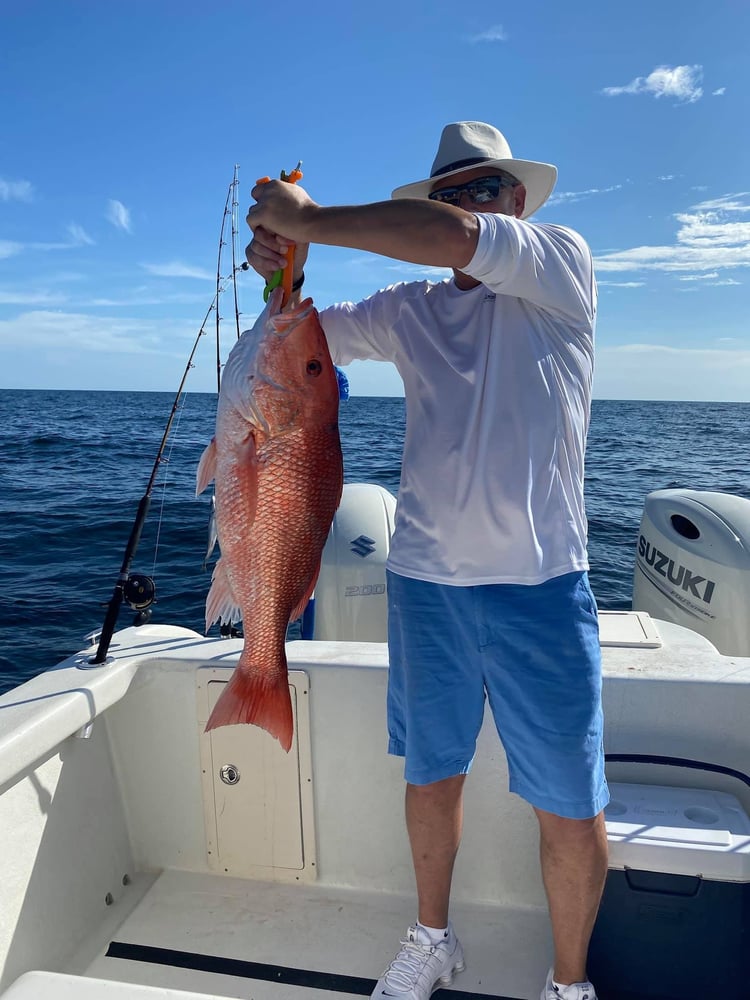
[90,172,245,666]
[212,169,245,391]
[89,293,220,665]
[203,165,244,633]
[230,164,243,340]
[215,179,233,393]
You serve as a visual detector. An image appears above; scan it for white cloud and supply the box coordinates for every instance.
[465,24,507,42]
[386,263,452,279]
[141,261,214,280]
[0,289,67,305]
[594,342,750,402]
[712,87,726,96]
[106,199,132,233]
[611,343,749,358]
[0,240,23,259]
[0,308,236,391]
[595,192,750,274]
[684,193,750,213]
[45,271,88,283]
[0,226,94,257]
[0,309,186,355]
[676,268,742,287]
[547,185,622,207]
[601,64,703,103]
[598,281,645,288]
[342,359,404,397]
[658,175,675,182]
[0,178,33,202]
[66,223,95,246]
[83,291,211,307]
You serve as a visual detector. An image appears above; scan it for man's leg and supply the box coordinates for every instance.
[406,774,466,927]
[370,775,466,999]
[534,807,608,986]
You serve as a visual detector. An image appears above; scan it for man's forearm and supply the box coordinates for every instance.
[299,199,480,270]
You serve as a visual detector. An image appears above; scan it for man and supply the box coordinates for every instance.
[246,121,608,1000]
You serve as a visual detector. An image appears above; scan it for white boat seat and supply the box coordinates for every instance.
[0,970,218,1000]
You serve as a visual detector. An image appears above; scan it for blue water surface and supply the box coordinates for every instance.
[1,390,748,693]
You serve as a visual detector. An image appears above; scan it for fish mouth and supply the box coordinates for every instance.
[269,296,315,332]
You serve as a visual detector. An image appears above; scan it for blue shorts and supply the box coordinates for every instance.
[386,570,609,819]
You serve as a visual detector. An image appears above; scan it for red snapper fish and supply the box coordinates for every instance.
[196,288,343,750]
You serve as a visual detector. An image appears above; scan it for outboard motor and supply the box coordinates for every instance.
[302,483,397,642]
[632,489,750,656]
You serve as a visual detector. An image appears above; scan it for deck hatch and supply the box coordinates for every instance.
[196,667,316,881]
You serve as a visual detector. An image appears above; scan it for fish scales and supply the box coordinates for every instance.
[196,289,343,750]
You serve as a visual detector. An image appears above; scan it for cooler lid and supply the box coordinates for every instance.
[605,781,750,882]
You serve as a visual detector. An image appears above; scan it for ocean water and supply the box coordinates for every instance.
[1,389,748,695]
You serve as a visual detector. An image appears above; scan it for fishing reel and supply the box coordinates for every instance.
[123,573,156,625]
[219,620,243,639]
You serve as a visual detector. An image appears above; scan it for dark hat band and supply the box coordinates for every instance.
[431,156,490,178]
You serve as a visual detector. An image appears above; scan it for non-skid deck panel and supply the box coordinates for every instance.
[83,869,552,1000]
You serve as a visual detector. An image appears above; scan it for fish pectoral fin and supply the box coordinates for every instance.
[196,437,218,496]
[289,562,322,624]
[236,432,261,526]
[202,495,218,570]
[205,558,242,631]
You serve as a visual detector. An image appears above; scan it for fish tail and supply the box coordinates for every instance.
[205,667,294,752]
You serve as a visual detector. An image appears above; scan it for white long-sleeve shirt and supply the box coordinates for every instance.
[319,212,597,586]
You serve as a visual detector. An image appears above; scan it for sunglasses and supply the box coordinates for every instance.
[427,174,518,207]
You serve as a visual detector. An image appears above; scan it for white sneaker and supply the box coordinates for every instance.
[541,967,598,1000]
[371,923,465,999]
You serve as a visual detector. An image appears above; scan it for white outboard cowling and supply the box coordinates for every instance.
[302,483,397,642]
[632,489,750,656]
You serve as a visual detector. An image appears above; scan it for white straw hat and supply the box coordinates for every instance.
[391,121,557,219]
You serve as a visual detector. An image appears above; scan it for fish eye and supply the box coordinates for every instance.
[306,360,322,377]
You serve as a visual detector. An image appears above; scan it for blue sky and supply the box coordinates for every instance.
[1,0,749,400]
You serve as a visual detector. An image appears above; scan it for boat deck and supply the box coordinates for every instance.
[2,618,750,1000]
[64,869,549,1000]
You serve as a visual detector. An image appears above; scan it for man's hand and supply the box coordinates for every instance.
[244,224,309,285]
[245,180,315,285]
[248,179,318,243]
